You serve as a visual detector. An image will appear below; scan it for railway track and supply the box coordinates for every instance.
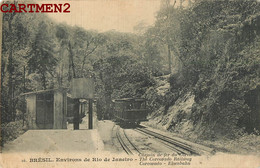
[115,126,141,155]
[114,124,215,155]
[135,127,215,155]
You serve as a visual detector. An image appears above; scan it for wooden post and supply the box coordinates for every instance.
[73,99,80,130]
[89,99,93,129]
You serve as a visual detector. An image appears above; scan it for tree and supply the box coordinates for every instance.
[27,21,57,89]
[1,2,20,122]
[147,0,183,73]
[5,10,17,122]
[71,27,105,77]
[1,5,35,122]
[143,32,163,75]
[55,24,68,86]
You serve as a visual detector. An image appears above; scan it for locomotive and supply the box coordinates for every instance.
[112,98,149,125]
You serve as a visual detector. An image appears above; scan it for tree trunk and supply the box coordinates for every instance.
[180,0,184,8]
[58,48,65,87]
[0,13,4,89]
[167,44,172,73]
[171,45,184,73]
[81,45,98,77]
[188,0,192,7]
[68,42,76,80]
[42,72,47,90]
[7,20,14,122]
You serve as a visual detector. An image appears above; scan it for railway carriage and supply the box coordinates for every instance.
[112,98,148,125]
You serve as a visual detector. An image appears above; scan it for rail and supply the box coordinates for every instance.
[116,126,140,155]
[135,127,215,155]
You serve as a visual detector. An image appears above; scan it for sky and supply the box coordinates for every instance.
[45,0,162,33]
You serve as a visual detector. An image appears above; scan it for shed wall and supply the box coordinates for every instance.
[26,94,37,129]
[53,91,67,129]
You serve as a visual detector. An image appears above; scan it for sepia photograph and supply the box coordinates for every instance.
[0,0,259,167]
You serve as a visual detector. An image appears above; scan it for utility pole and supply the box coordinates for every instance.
[88,99,93,129]
[73,99,80,130]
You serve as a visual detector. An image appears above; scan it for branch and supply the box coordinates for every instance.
[81,45,99,76]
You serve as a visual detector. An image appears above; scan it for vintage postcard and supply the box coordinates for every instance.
[0,0,259,167]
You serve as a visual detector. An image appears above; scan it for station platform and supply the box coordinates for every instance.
[2,114,103,154]
[2,129,104,154]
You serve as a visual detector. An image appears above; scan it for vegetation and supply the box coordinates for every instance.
[166,0,260,139]
[1,0,260,148]
[1,120,26,146]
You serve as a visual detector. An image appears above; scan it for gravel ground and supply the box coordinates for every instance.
[96,120,121,153]
[124,128,176,153]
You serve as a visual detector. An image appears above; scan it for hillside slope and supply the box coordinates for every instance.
[143,1,260,154]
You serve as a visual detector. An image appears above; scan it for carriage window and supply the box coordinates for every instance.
[133,102,141,109]
[129,101,145,109]
[136,101,145,109]
[126,103,133,109]
[140,101,146,108]
[122,100,146,109]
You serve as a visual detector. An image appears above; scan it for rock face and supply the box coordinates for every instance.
[145,58,260,140]
[144,75,195,136]
[150,92,194,131]
[146,85,198,139]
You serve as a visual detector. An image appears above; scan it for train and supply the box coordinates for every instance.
[112,98,149,125]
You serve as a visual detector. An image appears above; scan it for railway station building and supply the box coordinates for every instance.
[22,88,68,129]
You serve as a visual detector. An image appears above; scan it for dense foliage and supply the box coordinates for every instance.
[1,0,259,142]
[1,9,160,123]
[150,0,260,138]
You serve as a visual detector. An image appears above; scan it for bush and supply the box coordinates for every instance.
[1,120,27,146]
